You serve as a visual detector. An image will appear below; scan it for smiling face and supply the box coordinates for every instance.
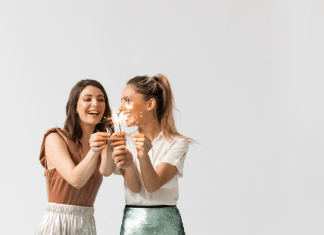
[77,85,106,127]
[119,84,150,127]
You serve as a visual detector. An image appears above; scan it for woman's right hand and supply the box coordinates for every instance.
[108,132,126,151]
[112,145,134,169]
[89,132,110,153]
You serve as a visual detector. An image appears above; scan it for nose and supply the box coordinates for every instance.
[91,98,99,107]
[118,103,124,112]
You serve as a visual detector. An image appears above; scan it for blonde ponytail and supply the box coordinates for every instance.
[127,74,197,144]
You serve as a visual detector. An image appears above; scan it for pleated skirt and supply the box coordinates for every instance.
[35,203,96,235]
[120,205,185,235]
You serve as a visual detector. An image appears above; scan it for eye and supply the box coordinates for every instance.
[83,99,91,101]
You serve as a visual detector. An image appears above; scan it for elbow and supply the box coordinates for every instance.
[131,187,142,193]
[99,165,114,177]
[129,189,140,193]
[70,178,85,189]
[146,189,156,193]
[146,181,163,193]
[128,184,142,193]
[71,182,83,189]
[146,186,160,193]
[100,169,112,177]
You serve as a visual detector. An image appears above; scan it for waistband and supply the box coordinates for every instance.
[46,203,94,216]
[125,205,176,208]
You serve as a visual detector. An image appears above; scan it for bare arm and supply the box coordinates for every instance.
[45,132,107,189]
[113,148,143,193]
[99,144,115,177]
[139,160,178,193]
[133,134,187,193]
[100,133,127,176]
[120,158,142,193]
[110,132,142,193]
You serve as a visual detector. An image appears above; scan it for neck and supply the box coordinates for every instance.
[79,123,96,146]
[138,118,161,141]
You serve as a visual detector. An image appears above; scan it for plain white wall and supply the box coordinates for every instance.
[1,0,324,234]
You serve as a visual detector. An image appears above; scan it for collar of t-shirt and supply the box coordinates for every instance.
[134,129,164,145]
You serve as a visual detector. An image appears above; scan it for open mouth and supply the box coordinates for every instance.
[124,112,131,120]
[87,111,100,116]
[125,114,134,123]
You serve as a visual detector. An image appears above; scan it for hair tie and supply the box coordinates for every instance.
[152,76,158,82]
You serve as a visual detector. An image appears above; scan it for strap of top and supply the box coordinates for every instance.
[39,128,81,169]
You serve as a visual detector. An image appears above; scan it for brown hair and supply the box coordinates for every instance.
[127,74,196,144]
[64,79,114,150]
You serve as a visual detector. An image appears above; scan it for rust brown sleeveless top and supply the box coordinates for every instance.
[39,128,103,207]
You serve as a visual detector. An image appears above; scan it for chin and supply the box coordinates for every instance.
[86,119,101,126]
[126,121,136,127]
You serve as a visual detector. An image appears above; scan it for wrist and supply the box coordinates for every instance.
[124,161,136,172]
[90,150,101,157]
[106,148,113,158]
[138,154,150,163]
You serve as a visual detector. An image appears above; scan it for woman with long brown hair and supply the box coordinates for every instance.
[111,74,195,234]
[35,79,124,234]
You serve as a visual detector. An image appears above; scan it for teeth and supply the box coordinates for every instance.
[88,111,99,115]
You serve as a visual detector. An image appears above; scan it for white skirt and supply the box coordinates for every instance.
[35,203,97,235]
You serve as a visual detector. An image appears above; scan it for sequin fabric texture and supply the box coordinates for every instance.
[35,203,97,235]
[120,206,185,235]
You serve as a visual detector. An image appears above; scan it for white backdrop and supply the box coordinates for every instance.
[1,1,324,234]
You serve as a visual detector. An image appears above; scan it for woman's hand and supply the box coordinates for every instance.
[112,145,134,169]
[109,132,126,149]
[132,134,152,160]
[109,132,127,168]
[89,132,110,154]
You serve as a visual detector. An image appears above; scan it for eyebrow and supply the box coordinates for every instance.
[83,94,104,97]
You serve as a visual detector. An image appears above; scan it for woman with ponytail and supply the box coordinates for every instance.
[111,74,195,234]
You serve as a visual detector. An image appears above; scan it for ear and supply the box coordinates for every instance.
[147,98,157,111]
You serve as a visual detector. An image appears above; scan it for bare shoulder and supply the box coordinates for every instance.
[44,131,74,170]
[45,132,66,146]
[45,132,69,154]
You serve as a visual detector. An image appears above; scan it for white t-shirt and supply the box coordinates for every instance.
[114,129,189,205]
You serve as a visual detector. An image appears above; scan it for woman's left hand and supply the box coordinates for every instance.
[89,132,110,154]
[132,134,152,160]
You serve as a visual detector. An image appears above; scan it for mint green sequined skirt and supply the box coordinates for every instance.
[120,205,185,235]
